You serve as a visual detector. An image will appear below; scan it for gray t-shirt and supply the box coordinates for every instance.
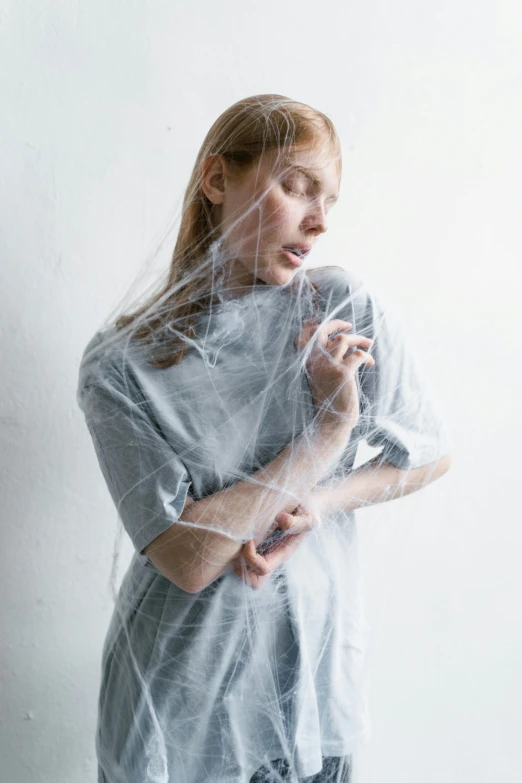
[78,266,451,783]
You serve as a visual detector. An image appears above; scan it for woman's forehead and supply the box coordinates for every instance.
[258,144,339,170]
[282,144,339,167]
[256,146,341,189]
[280,148,341,193]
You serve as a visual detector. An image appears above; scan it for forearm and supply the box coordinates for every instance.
[315,452,452,515]
[145,417,354,592]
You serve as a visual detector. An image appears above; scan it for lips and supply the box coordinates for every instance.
[282,248,305,267]
[282,245,311,267]
[282,245,311,257]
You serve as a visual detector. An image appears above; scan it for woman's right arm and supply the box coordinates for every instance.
[144,414,354,592]
[144,319,373,593]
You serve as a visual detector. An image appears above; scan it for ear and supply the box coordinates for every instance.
[201,155,228,205]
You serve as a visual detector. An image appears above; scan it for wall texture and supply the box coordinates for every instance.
[1,2,521,781]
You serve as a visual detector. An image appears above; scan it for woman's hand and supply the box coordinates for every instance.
[232,504,319,589]
[296,319,375,428]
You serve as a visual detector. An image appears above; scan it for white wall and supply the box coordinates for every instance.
[1,2,521,781]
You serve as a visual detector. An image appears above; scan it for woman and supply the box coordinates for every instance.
[78,94,452,783]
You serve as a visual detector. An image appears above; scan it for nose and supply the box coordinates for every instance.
[301,198,328,235]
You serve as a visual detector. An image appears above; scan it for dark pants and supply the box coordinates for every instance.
[250,756,352,783]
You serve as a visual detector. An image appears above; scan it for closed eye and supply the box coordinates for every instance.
[282,182,306,197]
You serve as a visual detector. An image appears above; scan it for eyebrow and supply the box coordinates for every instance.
[282,162,339,202]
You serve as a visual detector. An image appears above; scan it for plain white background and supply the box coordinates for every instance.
[1,1,521,781]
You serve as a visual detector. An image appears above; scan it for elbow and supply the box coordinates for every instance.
[145,564,203,594]
[146,556,225,595]
[426,451,452,482]
[439,452,452,475]
[177,570,214,594]
[149,560,207,594]
[142,517,237,594]
[397,452,452,484]
[181,564,232,594]
[176,579,205,595]
[177,560,235,594]
[143,527,213,594]
[175,573,226,595]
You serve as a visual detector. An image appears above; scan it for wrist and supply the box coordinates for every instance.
[314,412,354,444]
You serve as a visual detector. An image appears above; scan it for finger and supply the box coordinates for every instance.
[247,571,272,590]
[275,510,315,535]
[237,539,271,576]
[236,557,270,579]
[322,319,353,337]
[236,565,270,589]
[328,334,373,350]
[239,557,273,588]
[233,543,255,577]
[297,320,353,350]
[328,334,373,361]
[243,539,258,562]
[316,320,354,348]
[341,347,376,369]
[302,319,352,332]
[256,531,309,572]
[243,530,310,587]
[246,549,272,576]
[274,511,311,532]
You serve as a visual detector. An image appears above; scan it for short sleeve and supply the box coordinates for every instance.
[77,361,192,555]
[353,281,453,469]
[310,267,453,470]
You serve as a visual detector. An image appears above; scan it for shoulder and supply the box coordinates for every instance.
[77,326,137,409]
[306,265,372,307]
[305,266,402,339]
[306,264,363,293]
[305,265,373,316]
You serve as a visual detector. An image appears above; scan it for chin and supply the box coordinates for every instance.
[262,265,299,287]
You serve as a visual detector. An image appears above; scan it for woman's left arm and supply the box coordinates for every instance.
[313,451,452,516]
[234,452,451,588]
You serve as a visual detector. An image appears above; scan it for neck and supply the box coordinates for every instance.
[219,258,268,298]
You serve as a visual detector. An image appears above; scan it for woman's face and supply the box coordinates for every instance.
[204,145,340,289]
